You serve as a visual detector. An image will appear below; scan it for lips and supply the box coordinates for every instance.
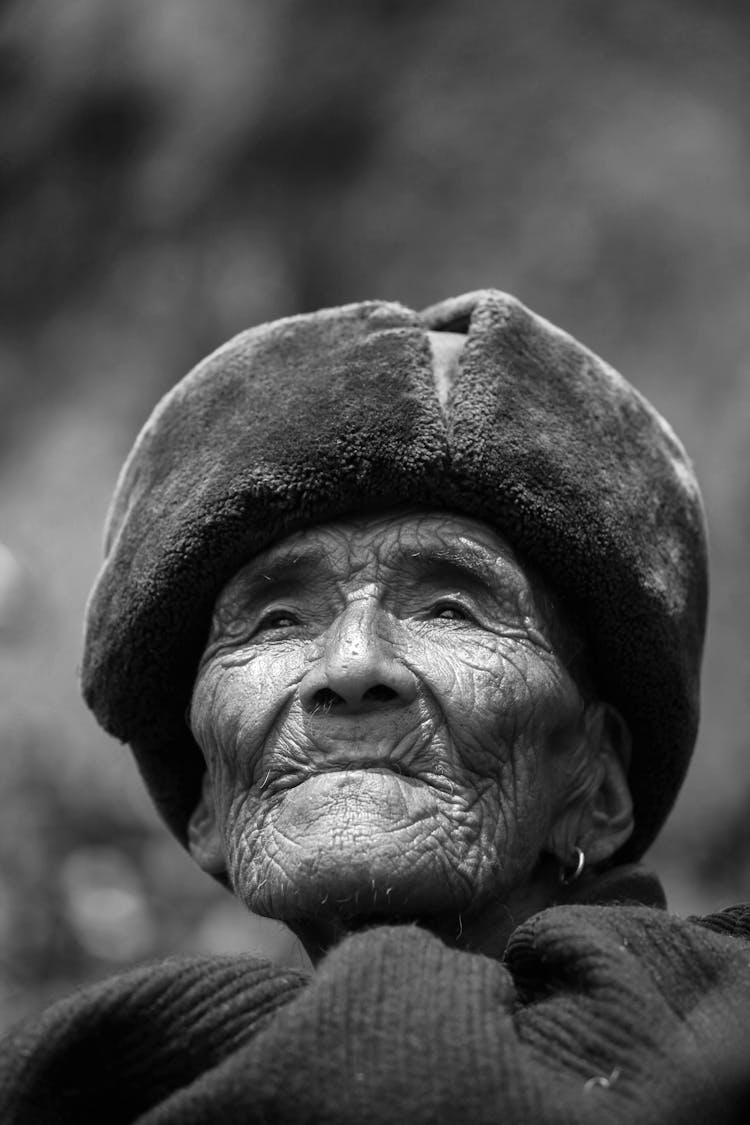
[254,704,444,799]
[258,757,415,797]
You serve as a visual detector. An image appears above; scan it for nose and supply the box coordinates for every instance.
[300,597,418,714]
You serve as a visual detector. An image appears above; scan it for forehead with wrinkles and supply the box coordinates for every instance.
[214,511,538,618]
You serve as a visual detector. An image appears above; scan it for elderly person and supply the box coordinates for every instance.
[3,290,750,1123]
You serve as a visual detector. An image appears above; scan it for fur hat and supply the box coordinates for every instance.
[82,290,708,863]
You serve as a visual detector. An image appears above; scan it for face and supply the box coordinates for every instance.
[188,511,606,929]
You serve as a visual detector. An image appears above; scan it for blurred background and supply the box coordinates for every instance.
[1,0,750,1032]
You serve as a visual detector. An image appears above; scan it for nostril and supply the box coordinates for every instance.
[310,687,345,713]
[363,684,399,703]
[308,683,402,712]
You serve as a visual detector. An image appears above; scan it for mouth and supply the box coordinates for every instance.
[253,710,451,800]
[259,759,416,797]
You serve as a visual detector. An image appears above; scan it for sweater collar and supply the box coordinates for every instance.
[562,863,667,910]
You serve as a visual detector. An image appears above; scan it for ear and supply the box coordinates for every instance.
[187,771,227,877]
[546,701,634,869]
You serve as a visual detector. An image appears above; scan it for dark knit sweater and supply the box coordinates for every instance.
[2,872,750,1124]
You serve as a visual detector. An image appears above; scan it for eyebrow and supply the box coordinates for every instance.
[403,544,519,594]
[236,545,330,589]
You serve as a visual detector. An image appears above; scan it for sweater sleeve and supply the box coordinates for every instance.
[506,903,750,1122]
[139,909,750,1125]
[0,955,308,1125]
[5,908,750,1124]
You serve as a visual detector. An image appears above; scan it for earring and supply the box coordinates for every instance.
[559,845,585,885]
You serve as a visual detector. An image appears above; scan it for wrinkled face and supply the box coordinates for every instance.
[189,511,590,925]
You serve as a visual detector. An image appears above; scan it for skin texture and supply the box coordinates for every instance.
[188,510,634,960]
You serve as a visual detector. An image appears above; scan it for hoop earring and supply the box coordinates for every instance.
[559,845,585,886]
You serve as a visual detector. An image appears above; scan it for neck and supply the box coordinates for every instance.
[289,856,573,965]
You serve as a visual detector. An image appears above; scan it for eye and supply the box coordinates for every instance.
[430,601,473,622]
[253,609,300,635]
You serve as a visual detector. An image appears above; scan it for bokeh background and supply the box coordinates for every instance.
[2,0,750,1032]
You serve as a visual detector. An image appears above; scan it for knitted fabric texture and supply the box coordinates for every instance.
[4,886,750,1124]
[81,290,708,861]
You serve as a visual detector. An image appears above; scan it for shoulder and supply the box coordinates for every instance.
[0,954,309,1124]
[507,897,750,989]
[505,898,750,1058]
[689,901,750,940]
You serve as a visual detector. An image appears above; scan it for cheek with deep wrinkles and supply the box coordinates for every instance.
[191,645,306,787]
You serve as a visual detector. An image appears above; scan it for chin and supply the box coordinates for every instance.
[231,827,475,926]
[226,772,497,925]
